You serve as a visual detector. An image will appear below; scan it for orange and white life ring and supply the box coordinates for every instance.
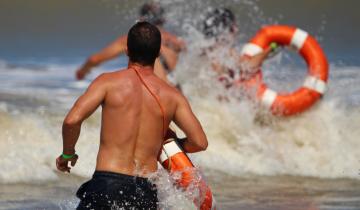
[159,141,216,210]
[240,25,329,116]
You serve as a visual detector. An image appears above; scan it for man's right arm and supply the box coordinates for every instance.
[238,44,277,74]
[161,30,186,52]
[159,45,178,71]
[154,58,170,83]
[76,36,127,80]
[57,74,108,173]
[173,93,208,153]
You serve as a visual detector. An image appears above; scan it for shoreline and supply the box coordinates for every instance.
[1,172,360,210]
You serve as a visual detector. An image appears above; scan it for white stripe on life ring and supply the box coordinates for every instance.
[241,43,264,56]
[303,76,327,94]
[261,88,277,109]
[159,141,182,163]
[290,28,308,50]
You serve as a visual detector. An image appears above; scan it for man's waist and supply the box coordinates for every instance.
[93,170,151,182]
[95,160,158,178]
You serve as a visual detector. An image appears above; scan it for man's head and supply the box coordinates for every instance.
[139,2,165,26]
[203,8,236,38]
[127,21,161,66]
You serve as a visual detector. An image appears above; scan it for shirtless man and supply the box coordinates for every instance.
[56,22,207,209]
[76,2,185,86]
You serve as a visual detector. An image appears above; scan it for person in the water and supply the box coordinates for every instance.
[75,1,185,88]
[202,8,278,89]
[56,21,208,209]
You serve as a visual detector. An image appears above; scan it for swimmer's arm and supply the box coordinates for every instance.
[239,46,272,72]
[161,30,186,52]
[159,45,178,71]
[76,36,127,80]
[154,58,170,83]
[62,74,107,154]
[173,94,208,153]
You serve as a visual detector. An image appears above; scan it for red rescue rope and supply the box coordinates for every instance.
[131,66,166,138]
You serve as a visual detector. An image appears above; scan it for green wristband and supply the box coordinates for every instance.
[61,153,75,159]
[270,42,278,51]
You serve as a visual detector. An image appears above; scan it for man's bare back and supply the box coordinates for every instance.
[95,65,184,175]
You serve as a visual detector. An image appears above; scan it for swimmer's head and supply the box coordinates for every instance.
[127,21,161,66]
[203,8,236,38]
[139,2,165,26]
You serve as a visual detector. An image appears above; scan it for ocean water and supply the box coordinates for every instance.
[0,0,360,209]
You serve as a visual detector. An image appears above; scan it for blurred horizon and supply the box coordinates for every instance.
[0,0,359,65]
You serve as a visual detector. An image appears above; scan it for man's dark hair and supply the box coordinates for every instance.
[140,2,165,26]
[203,8,235,38]
[127,21,161,66]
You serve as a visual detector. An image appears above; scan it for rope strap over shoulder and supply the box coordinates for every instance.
[132,67,166,137]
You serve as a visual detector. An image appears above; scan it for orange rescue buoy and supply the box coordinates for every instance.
[159,140,216,210]
[240,25,329,116]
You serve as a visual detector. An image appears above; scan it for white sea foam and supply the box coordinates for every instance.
[173,32,360,179]
[189,96,360,179]
[0,111,58,183]
[0,61,359,184]
[0,35,360,185]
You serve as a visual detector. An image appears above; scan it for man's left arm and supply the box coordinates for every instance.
[56,74,108,173]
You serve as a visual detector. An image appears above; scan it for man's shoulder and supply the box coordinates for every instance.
[92,68,131,84]
[160,82,184,102]
[89,69,138,97]
[103,68,132,77]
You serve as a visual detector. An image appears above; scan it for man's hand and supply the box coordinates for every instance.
[76,69,87,80]
[238,42,281,75]
[56,154,78,173]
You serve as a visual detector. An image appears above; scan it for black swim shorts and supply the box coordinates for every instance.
[76,171,158,210]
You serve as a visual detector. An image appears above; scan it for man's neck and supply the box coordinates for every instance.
[128,62,154,73]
